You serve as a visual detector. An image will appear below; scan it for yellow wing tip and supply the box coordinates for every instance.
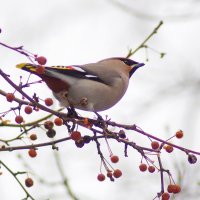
[16,63,28,69]
[16,63,38,73]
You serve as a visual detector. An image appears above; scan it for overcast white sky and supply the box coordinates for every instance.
[0,0,200,200]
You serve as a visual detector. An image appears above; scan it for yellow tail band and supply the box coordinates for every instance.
[16,63,37,72]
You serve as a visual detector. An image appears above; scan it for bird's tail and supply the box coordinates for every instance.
[16,63,38,73]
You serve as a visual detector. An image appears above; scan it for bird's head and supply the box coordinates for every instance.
[99,57,145,78]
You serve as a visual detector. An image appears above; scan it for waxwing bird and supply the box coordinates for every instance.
[16,57,144,112]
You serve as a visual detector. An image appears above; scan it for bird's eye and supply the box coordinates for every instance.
[121,59,135,66]
[123,60,129,64]
[117,58,138,66]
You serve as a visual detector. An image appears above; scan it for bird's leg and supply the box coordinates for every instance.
[67,105,79,118]
[94,112,105,127]
[94,112,103,121]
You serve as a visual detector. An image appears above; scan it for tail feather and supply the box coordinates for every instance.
[16,63,37,73]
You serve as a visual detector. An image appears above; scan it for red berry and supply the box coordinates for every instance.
[28,149,37,158]
[54,117,63,126]
[6,93,15,102]
[44,120,54,129]
[139,163,147,172]
[29,134,37,141]
[83,118,93,128]
[110,155,119,163]
[161,192,170,200]
[24,106,33,114]
[176,130,184,139]
[25,177,34,187]
[148,166,155,173]
[173,184,181,194]
[44,98,53,106]
[15,115,23,124]
[36,65,45,74]
[167,184,175,193]
[165,145,174,153]
[36,56,47,65]
[97,173,105,181]
[151,141,160,150]
[70,131,81,141]
[113,169,122,178]
[167,184,181,194]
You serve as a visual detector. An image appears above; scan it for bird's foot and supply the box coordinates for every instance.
[67,107,79,118]
[94,112,105,127]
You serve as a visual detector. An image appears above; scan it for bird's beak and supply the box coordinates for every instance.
[129,63,145,78]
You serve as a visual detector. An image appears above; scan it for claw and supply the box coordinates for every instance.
[94,112,105,127]
[67,106,79,118]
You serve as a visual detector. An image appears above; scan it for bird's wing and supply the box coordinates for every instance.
[16,63,104,83]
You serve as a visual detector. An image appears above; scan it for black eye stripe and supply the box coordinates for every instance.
[118,58,138,66]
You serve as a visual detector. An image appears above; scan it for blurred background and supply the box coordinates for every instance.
[0,0,200,199]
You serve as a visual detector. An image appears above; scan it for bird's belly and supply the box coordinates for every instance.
[53,79,127,112]
[70,81,125,111]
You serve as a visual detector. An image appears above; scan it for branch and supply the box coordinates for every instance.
[54,151,79,200]
[126,20,163,58]
[0,160,35,200]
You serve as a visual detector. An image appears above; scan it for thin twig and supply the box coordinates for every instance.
[54,151,79,200]
[0,160,35,200]
[126,21,163,58]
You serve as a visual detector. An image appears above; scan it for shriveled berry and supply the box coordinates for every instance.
[46,129,56,138]
[75,139,84,148]
[113,169,122,178]
[6,93,15,102]
[110,155,119,163]
[97,173,105,181]
[188,154,197,164]
[36,56,47,65]
[176,130,184,139]
[24,106,33,114]
[44,98,53,106]
[118,130,126,138]
[29,134,37,141]
[139,163,147,172]
[151,141,160,150]
[71,131,81,141]
[148,166,155,173]
[36,65,45,74]
[83,135,91,143]
[161,192,170,200]
[165,145,174,153]
[54,117,63,126]
[15,115,23,124]
[44,120,54,129]
[25,177,34,187]
[28,149,37,158]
